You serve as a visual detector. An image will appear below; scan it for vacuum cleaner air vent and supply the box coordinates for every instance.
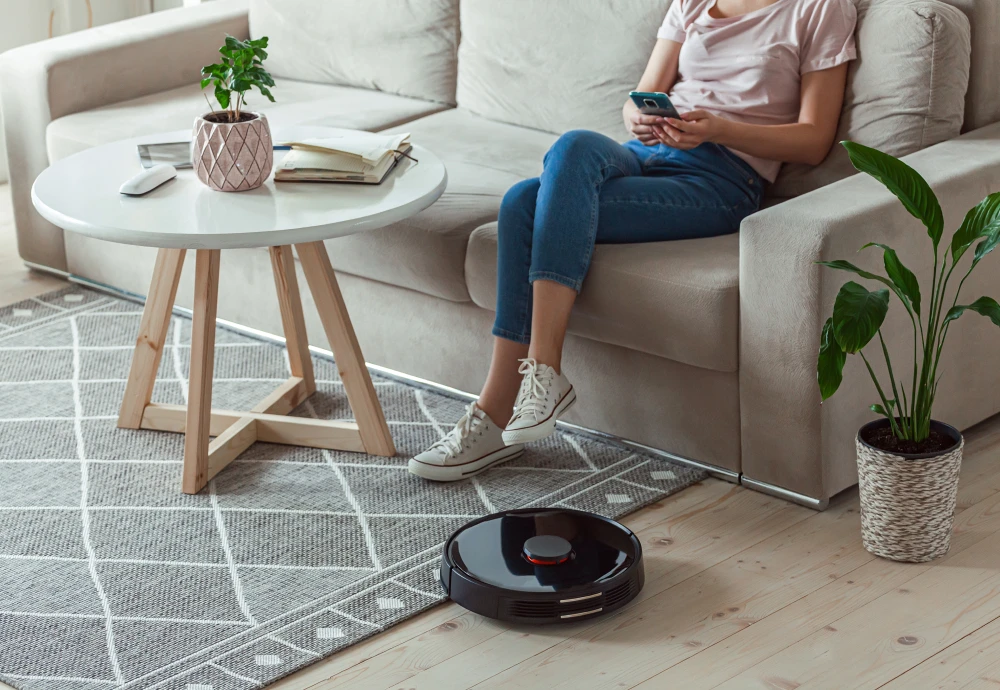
[440,508,644,624]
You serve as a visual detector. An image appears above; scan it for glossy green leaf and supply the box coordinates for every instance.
[972,220,1000,268]
[952,193,1000,263]
[842,141,944,251]
[214,83,230,110]
[818,317,847,401]
[870,400,896,416]
[831,281,890,354]
[945,296,1000,328]
[860,243,921,315]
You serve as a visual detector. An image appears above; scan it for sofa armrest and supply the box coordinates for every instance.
[0,0,249,270]
[739,122,1000,501]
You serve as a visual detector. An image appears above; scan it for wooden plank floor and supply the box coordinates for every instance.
[3,182,1000,689]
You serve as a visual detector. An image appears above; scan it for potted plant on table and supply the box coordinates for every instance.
[194,35,276,192]
[818,141,1000,562]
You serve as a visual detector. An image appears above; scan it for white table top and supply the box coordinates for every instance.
[31,127,448,250]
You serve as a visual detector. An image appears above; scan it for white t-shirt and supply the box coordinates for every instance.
[659,0,858,181]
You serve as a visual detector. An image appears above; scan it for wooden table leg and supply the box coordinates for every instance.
[270,245,316,395]
[182,249,221,494]
[296,241,396,457]
[118,248,186,429]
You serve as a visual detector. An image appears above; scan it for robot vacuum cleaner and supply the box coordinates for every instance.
[440,507,644,624]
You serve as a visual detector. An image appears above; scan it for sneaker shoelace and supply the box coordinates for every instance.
[431,402,484,458]
[510,358,555,423]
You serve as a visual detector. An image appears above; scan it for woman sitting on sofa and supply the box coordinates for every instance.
[409,0,857,480]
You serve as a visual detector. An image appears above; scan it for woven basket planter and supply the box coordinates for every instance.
[193,111,273,192]
[856,419,963,563]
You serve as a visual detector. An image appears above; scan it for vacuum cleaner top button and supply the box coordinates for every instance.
[523,535,573,565]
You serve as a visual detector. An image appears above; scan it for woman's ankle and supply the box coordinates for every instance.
[476,397,513,427]
[527,345,562,374]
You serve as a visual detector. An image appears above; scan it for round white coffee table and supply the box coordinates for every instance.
[31,127,447,494]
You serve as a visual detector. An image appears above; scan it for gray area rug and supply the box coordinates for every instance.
[0,286,706,690]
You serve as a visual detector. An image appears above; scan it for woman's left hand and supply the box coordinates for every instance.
[659,110,727,149]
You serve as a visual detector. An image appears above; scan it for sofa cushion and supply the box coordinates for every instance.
[46,79,444,161]
[770,0,971,198]
[939,0,1000,131]
[323,109,558,303]
[466,224,740,373]
[249,0,459,105]
[457,0,673,140]
[46,80,447,162]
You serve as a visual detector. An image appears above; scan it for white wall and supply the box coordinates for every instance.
[0,0,159,182]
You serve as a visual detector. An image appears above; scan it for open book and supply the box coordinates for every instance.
[274,131,412,184]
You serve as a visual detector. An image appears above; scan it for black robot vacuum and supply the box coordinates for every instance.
[440,507,644,624]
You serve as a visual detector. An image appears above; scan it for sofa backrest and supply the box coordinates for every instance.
[770,0,971,198]
[457,0,673,140]
[248,0,460,105]
[940,0,1000,131]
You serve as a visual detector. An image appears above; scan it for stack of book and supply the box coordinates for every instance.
[274,131,412,185]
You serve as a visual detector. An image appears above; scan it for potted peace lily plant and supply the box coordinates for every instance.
[818,141,1000,562]
[194,35,276,192]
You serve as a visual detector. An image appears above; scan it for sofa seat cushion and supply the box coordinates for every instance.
[466,224,740,373]
[46,79,448,162]
[323,108,558,302]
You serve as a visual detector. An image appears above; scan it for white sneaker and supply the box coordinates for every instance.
[409,402,524,481]
[501,358,576,446]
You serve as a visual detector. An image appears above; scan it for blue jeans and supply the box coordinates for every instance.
[492,129,764,344]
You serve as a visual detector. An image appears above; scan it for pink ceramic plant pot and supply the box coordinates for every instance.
[193,111,273,192]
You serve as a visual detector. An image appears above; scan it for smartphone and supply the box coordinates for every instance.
[629,91,681,119]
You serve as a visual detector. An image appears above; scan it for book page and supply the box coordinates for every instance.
[280,132,411,164]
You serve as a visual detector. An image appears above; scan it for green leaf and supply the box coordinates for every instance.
[818,317,847,401]
[257,85,275,103]
[972,220,1000,268]
[817,260,893,289]
[200,77,212,89]
[224,35,245,51]
[945,296,1000,327]
[831,281,890,354]
[870,400,897,416]
[842,141,944,252]
[818,259,915,315]
[952,193,1000,263]
[214,83,230,110]
[860,243,921,315]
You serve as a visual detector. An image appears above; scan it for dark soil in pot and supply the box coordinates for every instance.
[859,419,961,456]
[203,112,259,124]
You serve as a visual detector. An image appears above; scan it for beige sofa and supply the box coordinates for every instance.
[2,0,999,507]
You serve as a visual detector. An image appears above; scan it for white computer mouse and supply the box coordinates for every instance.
[120,164,177,196]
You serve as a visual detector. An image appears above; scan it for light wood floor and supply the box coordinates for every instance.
[4,183,1000,689]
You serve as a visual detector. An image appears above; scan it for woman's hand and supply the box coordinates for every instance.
[625,105,669,147]
[660,110,728,150]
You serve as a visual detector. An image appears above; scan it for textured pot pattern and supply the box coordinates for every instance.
[193,112,273,192]
[856,427,963,563]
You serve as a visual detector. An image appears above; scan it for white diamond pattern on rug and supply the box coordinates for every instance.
[316,627,345,640]
[0,287,706,690]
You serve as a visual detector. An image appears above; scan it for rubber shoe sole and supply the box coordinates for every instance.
[408,445,525,482]
[501,387,577,446]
